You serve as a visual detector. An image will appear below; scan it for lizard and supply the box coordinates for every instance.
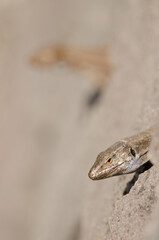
[88,126,155,180]
[30,45,112,107]
[30,45,112,89]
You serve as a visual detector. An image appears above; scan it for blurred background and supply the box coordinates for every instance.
[0,1,158,240]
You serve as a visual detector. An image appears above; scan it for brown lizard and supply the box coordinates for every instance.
[30,44,111,88]
[88,126,154,180]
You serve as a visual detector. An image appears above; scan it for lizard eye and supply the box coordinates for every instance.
[107,158,112,163]
[130,148,136,157]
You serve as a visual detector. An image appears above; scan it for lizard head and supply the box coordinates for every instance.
[88,140,147,180]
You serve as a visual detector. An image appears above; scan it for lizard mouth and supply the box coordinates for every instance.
[88,162,125,180]
[99,162,125,179]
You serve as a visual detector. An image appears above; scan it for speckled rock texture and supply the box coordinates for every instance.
[0,1,159,240]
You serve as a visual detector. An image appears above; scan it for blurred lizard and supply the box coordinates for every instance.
[31,45,111,85]
[30,45,112,107]
[88,126,154,180]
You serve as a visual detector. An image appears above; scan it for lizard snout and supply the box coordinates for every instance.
[88,168,97,180]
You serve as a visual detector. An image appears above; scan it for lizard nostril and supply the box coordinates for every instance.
[88,169,96,180]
